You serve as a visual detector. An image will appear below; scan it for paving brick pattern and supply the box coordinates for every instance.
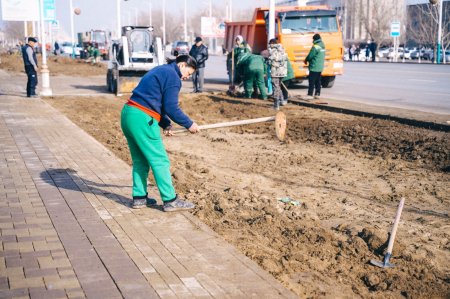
[0,83,296,298]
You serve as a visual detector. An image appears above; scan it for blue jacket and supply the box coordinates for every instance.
[130,63,193,129]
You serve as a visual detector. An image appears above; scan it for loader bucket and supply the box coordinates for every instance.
[116,70,148,95]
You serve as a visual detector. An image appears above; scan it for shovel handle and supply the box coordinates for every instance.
[386,197,405,255]
[172,116,276,134]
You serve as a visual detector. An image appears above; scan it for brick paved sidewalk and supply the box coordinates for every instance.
[0,90,296,298]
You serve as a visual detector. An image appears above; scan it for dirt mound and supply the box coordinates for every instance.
[286,117,449,172]
[44,93,450,298]
[0,53,106,76]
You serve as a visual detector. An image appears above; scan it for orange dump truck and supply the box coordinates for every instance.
[225,6,344,88]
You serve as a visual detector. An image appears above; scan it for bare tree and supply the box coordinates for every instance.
[360,0,404,46]
[1,21,24,42]
[407,1,450,62]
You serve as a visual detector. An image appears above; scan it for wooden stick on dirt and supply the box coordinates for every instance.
[173,112,287,141]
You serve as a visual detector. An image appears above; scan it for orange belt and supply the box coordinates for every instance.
[126,99,161,122]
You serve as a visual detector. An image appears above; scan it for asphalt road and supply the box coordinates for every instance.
[204,55,450,115]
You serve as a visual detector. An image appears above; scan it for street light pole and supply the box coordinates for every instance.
[268,0,276,40]
[24,22,28,38]
[116,0,121,38]
[39,0,52,96]
[436,0,443,64]
[184,0,188,41]
[229,0,233,21]
[69,0,75,58]
[162,0,166,46]
[149,1,152,26]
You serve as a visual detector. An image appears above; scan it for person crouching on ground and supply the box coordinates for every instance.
[304,33,325,101]
[121,55,200,212]
[237,52,268,100]
[268,38,288,110]
[22,37,39,98]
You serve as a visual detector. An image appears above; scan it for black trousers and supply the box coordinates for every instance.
[308,71,321,96]
[25,65,38,97]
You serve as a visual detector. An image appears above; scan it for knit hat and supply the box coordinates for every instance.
[28,37,37,43]
[195,36,202,42]
[313,33,321,41]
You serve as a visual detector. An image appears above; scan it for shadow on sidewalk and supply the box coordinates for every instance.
[39,168,164,211]
[70,84,108,93]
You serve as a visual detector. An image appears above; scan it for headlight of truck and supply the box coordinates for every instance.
[333,62,343,68]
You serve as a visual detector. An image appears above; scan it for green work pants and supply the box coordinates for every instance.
[243,69,267,99]
[121,105,176,201]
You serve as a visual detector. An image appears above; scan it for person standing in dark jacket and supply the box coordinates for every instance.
[22,37,39,98]
[370,40,377,62]
[189,37,208,93]
[121,55,200,211]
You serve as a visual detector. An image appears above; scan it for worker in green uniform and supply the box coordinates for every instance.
[237,53,268,100]
[281,59,295,102]
[304,33,325,100]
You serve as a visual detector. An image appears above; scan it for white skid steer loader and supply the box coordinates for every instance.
[107,26,164,96]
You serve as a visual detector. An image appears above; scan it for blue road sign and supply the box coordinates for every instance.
[43,0,55,21]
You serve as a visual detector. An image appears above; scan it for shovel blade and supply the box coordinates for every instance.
[370,259,395,268]
[275,111,287,141]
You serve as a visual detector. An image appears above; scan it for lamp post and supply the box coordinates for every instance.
[149,1,152,26]
[229,0,233,21]
[162,0,166,46]
[184,0,188,41]
[39,0,52,96]
[69,0,75,58]
[116,0,121,38]
[436,0,443,64]
[268,0,276,40]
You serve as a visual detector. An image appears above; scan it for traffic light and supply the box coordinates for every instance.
[429,0,438,5]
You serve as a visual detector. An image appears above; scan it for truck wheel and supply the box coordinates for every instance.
[321,76,335,88]
[173,51,178,56]
[107,70,113,92]
[112,79,118,95]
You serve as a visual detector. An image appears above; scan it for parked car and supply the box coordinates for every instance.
[399,49,412,60]
[377,47,390,58]
[388,48,403,60]
[171,41,189,56]
[422,49,434,61]
[60,42,82,57]
[427,50,450,63]
[410,50,421,59]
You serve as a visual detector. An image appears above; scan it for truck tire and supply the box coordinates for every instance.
[112,79,118,95]
[321,76,335,88]
[106,70,113,92]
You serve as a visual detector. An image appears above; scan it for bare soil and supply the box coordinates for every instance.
[44,93,450,299]
[0,53,106,76]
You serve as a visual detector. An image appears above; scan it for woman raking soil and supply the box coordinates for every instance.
[121,55,200,211]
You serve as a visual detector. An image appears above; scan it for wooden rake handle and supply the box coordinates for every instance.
[386,197,405,255]
[172,116,276,134]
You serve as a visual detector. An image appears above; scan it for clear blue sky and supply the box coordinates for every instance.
[1,0,269,40]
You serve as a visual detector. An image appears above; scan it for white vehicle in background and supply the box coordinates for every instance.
[377,47,390,58]
[107,26,164,96]
[399,49,412,60]
[60,42,82,57]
